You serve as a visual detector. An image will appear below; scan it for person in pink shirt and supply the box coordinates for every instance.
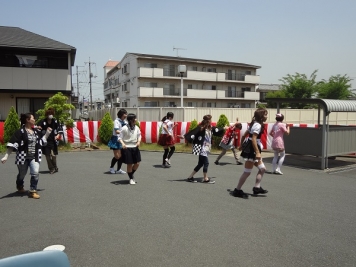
[269,113,290,175]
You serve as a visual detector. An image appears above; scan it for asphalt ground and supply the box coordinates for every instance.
[0,150,356,267]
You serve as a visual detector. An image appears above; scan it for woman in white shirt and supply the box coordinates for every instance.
[233,108,268,199]
[119,113,141,185]
[158,112,177,168]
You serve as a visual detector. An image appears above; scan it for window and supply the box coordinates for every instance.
[188,84,198,89]
[122,63,129,74]
[207,68,216,73]
[144,63,157,68]
[242,87,251,92]
[144,102,158,107]
[144,82,158,87]
[164,101,176,107]
[163,64,176,76]
[17,97,47,120]
[212,85,216,90]
[227,86,237,97]
[188,66,197,71]
[207,102,212,107]
[163,84,177,95]
[122,83,127,92]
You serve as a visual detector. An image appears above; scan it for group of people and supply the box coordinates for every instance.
[1,107,290,200]
[157,109,290,198]
[1,108,62,199]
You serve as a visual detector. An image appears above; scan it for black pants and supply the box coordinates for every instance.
[194,155,209,173]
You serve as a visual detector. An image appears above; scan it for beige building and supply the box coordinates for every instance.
[103,53,261,108]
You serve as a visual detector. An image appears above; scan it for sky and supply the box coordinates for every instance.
[1,0,356,100]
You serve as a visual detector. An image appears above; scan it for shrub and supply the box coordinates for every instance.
[188,119,198,132]
[36,92,75,128]
[212,114,229,149]
[4,106,20,144]
[98,112,113,144]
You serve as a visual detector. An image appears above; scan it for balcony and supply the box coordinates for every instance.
[138,67,163,78]
[138,87,164,97]
[187,71,225,81]
[225,73,260,84]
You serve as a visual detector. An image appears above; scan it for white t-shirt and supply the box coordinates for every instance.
[113,118,126,137]
[120,125,141,148]
[249,122,263,150]
[161,119,174,134]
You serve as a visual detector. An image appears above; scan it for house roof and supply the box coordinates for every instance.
[125,52,261,69]
[257,84,280,91]
[0,26,76,64]
[104,60,119,67]
[266,98,356,113]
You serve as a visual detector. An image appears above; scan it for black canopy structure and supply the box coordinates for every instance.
[266,98,356,170]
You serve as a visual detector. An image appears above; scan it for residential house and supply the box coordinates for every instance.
[0,26,76,120]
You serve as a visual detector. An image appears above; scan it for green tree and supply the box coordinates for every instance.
[212,114,229,149]
[317,75,353,99]
[36,92,75,128]
[3,106,20,143]
[265,90,288,108]
[98,112,114,144]
[279,70,319,108]
[188,119,198,132]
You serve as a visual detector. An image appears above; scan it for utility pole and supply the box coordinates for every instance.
[85,58,96,111]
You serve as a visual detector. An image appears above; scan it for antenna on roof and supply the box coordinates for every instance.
[173,46,187,57]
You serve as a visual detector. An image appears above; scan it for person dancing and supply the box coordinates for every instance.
[1,113,52,199]
[269,113,290,175]
[119,113,141,185]
[215,117,243,165]
[183,114,224,184]
[107,109,127,174]
[158,112,177,168]
[232,108,268,199]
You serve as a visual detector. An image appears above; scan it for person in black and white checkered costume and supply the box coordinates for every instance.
[1,113,52,199]
[182,115,225,184]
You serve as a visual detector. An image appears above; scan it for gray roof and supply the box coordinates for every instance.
[266,98,356,113]
[0,26,76,52]
[125,52,261,69]
[257,84,280,91]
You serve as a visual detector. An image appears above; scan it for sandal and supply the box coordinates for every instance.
[187,177,197,183]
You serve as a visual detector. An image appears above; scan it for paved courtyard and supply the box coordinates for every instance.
[0,150,356,267]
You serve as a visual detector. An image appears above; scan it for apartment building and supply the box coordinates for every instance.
[103,53,261,108]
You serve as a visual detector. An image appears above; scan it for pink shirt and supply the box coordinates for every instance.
[271,122,287,150]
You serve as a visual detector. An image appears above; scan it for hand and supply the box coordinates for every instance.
[1,157,7,164]
[238,146,242,151]
[255,152,261,160]
[122,144,127,149]
[136,141,141,147]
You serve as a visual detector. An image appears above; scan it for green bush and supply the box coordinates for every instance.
[212,114,229,149]
[189,119,198,131]
[98,112,114,144]
[4,106,20,144]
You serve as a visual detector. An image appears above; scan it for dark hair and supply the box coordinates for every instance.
[251,108,267,125]
[20,113,33,126]
[117,109,127,119]
[200,114,212,131]
[45,108,55,117]
[161,112,174,122]
[276,114,284,122]
[127,113,136,126]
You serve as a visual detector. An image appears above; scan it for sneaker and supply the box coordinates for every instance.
[17,187,26,194]
[252,187,268,195]
[132,179,137,184]
[187,177,197,183]
[109,167,116,174]
[129,179,136,185]
[273,170,283,175]
[165,158,171,165]
[214,161,219,165]
[201,179,215,184]
[116,169,126,174]
[232,188,249,199]
[28,191,40,199]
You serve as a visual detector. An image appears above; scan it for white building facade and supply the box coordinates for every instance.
[103,53,261,108]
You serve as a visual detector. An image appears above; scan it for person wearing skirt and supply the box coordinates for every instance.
[214,117,243,165]
[107,109,127,174]
[158,112,177,168]
[269,113,290,175]
[232,108,268,199]
[119,113,141,185]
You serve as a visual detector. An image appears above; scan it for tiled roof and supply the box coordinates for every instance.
[0,26,76,51]
[126,52,261,69]
[104,60,119,67]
